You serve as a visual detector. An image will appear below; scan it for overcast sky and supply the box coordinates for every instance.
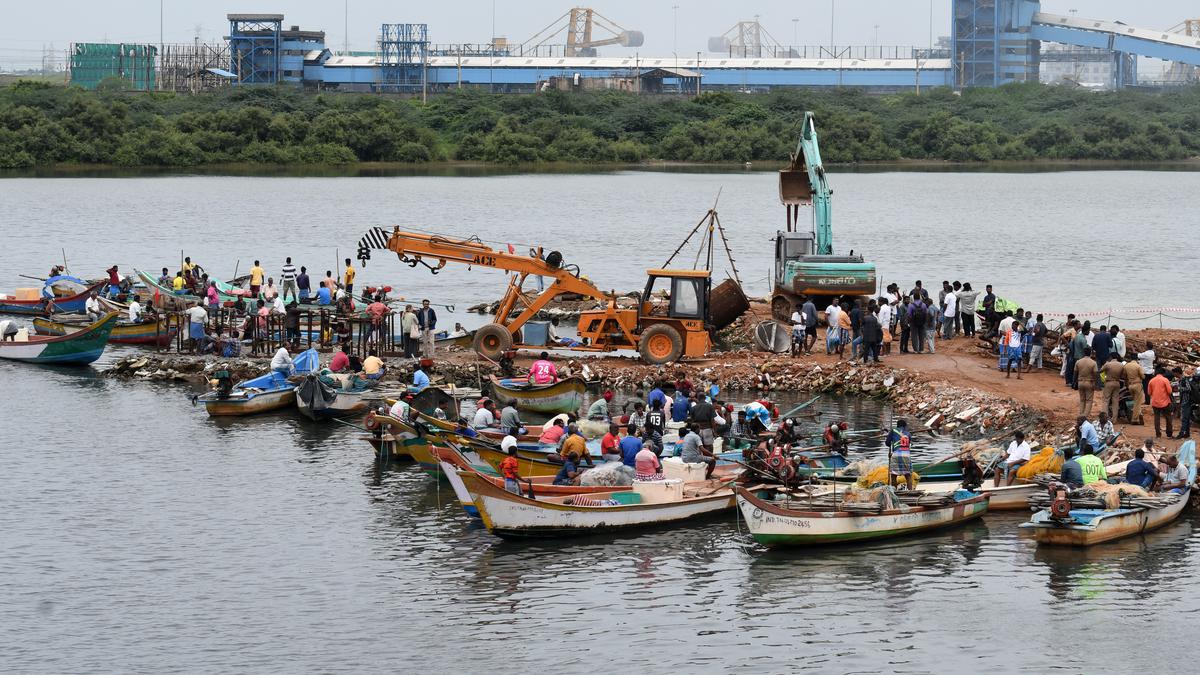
[1,1,1194,55]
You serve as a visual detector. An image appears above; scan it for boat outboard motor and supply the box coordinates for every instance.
[1049,484,1073,521]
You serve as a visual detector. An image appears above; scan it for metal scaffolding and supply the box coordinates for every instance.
[158,42,232,93]
[68,43,156,90]
[227,13,282,85]
[378,23,428,92]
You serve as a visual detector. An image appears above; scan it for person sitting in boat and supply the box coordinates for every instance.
[529,351,558,385]
[500,403,526,437]
[620,425,644,469]
[538,419,566,446]
[1094,411,1118,447]
[887,419,915,491]
[993,430,1031,487]
[729,410,750,438]
[388,396,412,422]
[1,319,18,342]
[172,271,186,295]
[587,391,613,421]
[1076,416,1102,455]
[499,437,526,495]
[1155,455,1189,494]
[330,345,351,373]
[634,443,664,482]
[361,349,386,381]
[554,451,583,486]
[127,298,142,324]
[157,267,171,287]
[644,400,666,453]
[1059,447,1084,488]
[1075,441,1108,485]
[560,425,590,466]
[626,401,647,429]
[600,424,622,462]
[231,294,247,317]
[679,424,716,479]
[1125,443,1159,489]
[773,417,798,448]
[263,278,278,302]
[446,322,467,339]
[85,292,102,323]
[271,344,296,379]
[411,363,430,393]
[824,420,850,456]
[472,399,498,429]
[316,283,332,307]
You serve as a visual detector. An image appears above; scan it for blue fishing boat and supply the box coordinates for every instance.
[197,348,319,416]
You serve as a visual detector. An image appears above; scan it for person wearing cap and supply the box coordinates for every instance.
[886,419,914,490]
[587,391,613,421]
[824,420,850,455]
[773,418,797,449]
[993,430,1031,487]
[499,437,525,494]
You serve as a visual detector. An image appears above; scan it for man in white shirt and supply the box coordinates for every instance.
[877,301,893,353]
[271,345,295,377]
[790,304,805,356]
[186,304,209,352]
[272,295,286,315]
[942,289,957,340]
[128,298,142,323]
[1110,325,1126,358]
[993,430,1031,487]
[85,293,102,322]
[824,301,841,355]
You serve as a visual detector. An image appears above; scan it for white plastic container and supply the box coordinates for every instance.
[632,478,685,504]
[662,457,707,482]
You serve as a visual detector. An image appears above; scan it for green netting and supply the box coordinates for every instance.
[69,43,157,90]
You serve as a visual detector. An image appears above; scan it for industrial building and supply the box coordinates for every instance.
[68,2,1200,93]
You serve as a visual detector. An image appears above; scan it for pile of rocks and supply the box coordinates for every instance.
[106,354,266,384]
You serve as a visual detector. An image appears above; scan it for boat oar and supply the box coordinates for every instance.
[778,395,822,418]
[331,417,367,432]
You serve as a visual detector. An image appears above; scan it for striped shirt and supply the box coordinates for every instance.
[281,264,297,282]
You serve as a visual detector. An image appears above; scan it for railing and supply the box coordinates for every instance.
[159,307,399,358]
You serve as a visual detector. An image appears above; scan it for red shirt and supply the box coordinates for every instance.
[330,351,349,372]
[1148,374,1173,409]
[500,456,520,480]
[538,424,565,444]
[367,302,388,322]
[600,433,619,455]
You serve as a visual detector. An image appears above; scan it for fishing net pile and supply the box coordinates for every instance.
[1028,481,1180,511]
[579,461,635,487]
[843,459,921,487]
[841,485,903,511]
[1016,446,1063,479]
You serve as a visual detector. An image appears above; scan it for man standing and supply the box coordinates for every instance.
[886,419,914,490]
[416,299,437,356]
[249,259,264,298]
[1091,322,1113,366]
[801,295,818,354]
[849,300,862,359]
[824,298,841,355]
[1176,366,1198,438]
[284,300,302,345]
[688,395,717,456]
[1070,321,1090,389]
[296,266,311,302]
[921,292,937,354]
[907,295,926,355]
[861,305,882,363]
[1147,366,1174,438]
[790,302,806,357]
[1027,314,1046,371]
[343,258,356,298]
[940,281,956,341]
[186,303,209,354]
[1074,347,1098,417]
[898,295,911,354]
[280,257,298,303]
[957,282,978,337]
[1100,354,1125,422]
[1110,325,1126,359]
[1123,353,1146,424]
[399,305,418,358]
[981,284,996,336]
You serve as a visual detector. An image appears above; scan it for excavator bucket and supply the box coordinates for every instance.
[778,159,813,205]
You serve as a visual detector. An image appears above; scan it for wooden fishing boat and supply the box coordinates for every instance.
[0,281,105,316]
[197,348,318,416]
[415,410,546,444]
[977,481,1042,510]
[361,412,420,460]
[735,486,990,547]
[434,330,474,349]
[1020,441,1195,546]
[33,315,176,346]
[295,372,373,421]
[461,472,737,538]
[135,269,200,309]
[0,312,118,365]
[488,375,587,415]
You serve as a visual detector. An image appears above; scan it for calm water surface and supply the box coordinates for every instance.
[2,170,1198,672]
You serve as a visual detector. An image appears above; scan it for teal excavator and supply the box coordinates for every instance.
[770,112,877,321]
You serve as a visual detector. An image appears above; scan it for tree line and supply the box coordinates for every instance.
[1,79,1198,168]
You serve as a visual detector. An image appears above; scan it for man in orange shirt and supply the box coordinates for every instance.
[1147,366,1174,438]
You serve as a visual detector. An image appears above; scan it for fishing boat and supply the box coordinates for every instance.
[433,330,474,349]
[0,312,119,365]
[135,269,200,309]
[414,410,547,444]
[1020,441,1195,547]
[295,371,374,421]
[488,375,587,415]
[33,315,176,346]
[461,472,737,538]
[197,348,319,416]
[734,486,990,547]
[0,281,105,316]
